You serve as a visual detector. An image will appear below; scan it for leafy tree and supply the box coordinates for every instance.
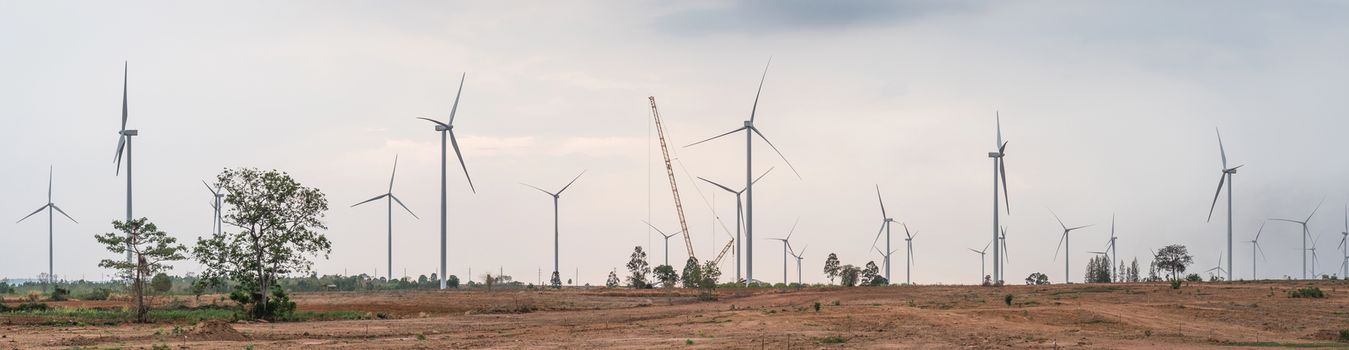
[150,273,172,294]
[697,260,721,297]
[654,265,678,288]
[1153,245,1193,281]
[192,168,330,320]
[1024,272,1050,285]
[1128,258,1140,282]
[447,275,460,288]
[605,270,620,288]
[626,246,651,288]
[823,253,841,284]
[550,271,561,289]
[1147,260,1161,282]
[1185,273,1202,282]
[839,264,861,287]
[861,261,880,285]
[417,275,429,285]
[1085,255,1111,283]
[681,257,701,288]
[95,218,187,323]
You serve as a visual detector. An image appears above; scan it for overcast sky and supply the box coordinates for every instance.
[3,1,1349,285]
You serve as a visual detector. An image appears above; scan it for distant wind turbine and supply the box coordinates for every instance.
[1271,199,1323,279]
[999,226,1009,277]
[1206,128,1242,282]
[987,114,1011,283]
[641,220,684,266]
[766,218,799,285]
[1106,214,1118,282]
[17,167,78,290]
[1340,206,1348,278]
[870,185,898,285]
[902,223,919,284]
[1308,234,1322,277]
[968,241,991,284]
[1051,209,1094,284]
[351,155,419,280]
[1247,222,1267,280]
[113,62,138,264]
[523,171,585,288]
[1205,250,1227,280]
[699,167,773,283]
[790,245,807,286]
[685,58,800,286]
[202,180,224,235]
[416,72,477,290]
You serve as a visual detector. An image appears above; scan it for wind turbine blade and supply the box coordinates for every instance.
[983,240,992,252]
[1002,238,1010,262]
[202,180,219,196]
[875,184,887,219]
[51,204,77,224]
[1053,232,1067,262]
[1269,218,1303,224]
[786,217,799,240]
[121,62,129,131]
[869,221,886,251]
[641,220,671,237]
[521,183,556,196]
[17,204,49,223]
[1256,244,1267,262]
[447,72,466,125]
[390,194,419,219]
[1206,174,1226,222]
[351,194,389,207]
[557,170,586,195]
[114,137,126,174]
[1068,224,1094,231]
[1049,209,1067,230]
[999,156,1010,214]
[416,117,450,129]
[968,248,982,255]
[47,166,52,201]
[684,127,746,148]
[749,57,771,123]
[448,130,476,193]
[1255,221,1266,241]
[1215,128,1227,168]
[751,127,801,179]
[1308,198,1325,222]
[996,112,1003,148]
[388,155,399,193]
[751,167,774,186]
[698,177,737,194]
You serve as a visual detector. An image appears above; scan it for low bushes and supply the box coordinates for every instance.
[1289,286,1325,298]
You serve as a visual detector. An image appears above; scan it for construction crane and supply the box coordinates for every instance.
[649,96,697,261]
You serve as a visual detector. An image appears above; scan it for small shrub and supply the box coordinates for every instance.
[416,333,427,341]
[1289,286,1326,298]
[1337,329,1349,343]
[831,300,841,306]
[813,302,821,313]
[13,302,49,312]
[1145,330,1153,337]
[79,288,111,301]
[818,335,847,344]
[50,288,70,301]
[1170,280,1181,289]
[152,343,171,350]
[1003,294,1013,306]
[1185,274,1202,282]
[686,339,694,345]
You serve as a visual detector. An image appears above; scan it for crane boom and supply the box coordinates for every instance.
[713,240,734,265]
[649,96,696,260]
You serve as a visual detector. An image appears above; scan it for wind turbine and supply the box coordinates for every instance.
[766,218,799,285]
[699,167,773,284]
[1308,234,1322,277]
[987,114,1011,284]
[113,62,137,264]
[1051,210,1094,284]
[17,167,78,290]
[902,223,919,284]
[999,226,1009,279]
[641,220,683,266]
[523,171,585,288]
[1106,214,1118,282]
[968,241,991,284]
[202,180,224,235]
[351,155,419,280]
[1205,250,1228,280]
[790,245,807,286]
[685,59,800,286]
[1206,128,1242,282]
[872,246,897,284]
[870,185,898,285]
[416,72,477,290]
[1340,206,1348,278]
[1271,199,1323,279]
[1247,222,1267,280]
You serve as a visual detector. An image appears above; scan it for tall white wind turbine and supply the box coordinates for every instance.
[416,73,477,289]
[1205,250,1228,280]
[766,218,799,285]
[699,167,773,283]
[790,245,807,286]
[351,155,419,280]
[17,167,78,290]
[968,241,991,284]
[1247,222,1267,280]
[523,171,585,288]
[987,114,1011,283]
[202,180,224,235]
[1206,128,1242,282]
[1106,214,1118,282]
[642,220,684,266]
[870,185,898,284]
[1271,199,1323,279]
[902,223,919,284]
[1051,210,1094,284]
[113,62,138,264]
[685,59,800,286]
[1340,206,1348,278]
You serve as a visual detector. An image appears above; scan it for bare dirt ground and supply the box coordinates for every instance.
[4,281,1349,349]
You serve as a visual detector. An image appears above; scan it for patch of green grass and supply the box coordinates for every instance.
[685,339,694,345]
[1290,287,1326,298]
[817,335,847,344]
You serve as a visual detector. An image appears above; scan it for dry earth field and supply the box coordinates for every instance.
[4,281,1349,349]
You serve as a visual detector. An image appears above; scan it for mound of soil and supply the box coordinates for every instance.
[188,320,248,341]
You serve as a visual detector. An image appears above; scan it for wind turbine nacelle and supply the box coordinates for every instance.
[987,152,1001,158]
[434,125,449,132]
[744,120,754,127]
[121,129,139,136]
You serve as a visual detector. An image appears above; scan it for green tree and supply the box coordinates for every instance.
[447,275,460,288]
[550,271,561,289]
[697,260,722,296]
[605,270,620,288]
[192,168,330,320]
[626,246,651,288]
[95,218,188,323]
[681,257,701,288]
[823,253,841,284]
[1128,258,1140,282]
[839,264,861,287]
[861,261,880,285]
[1025,272,1050,285]
[654,265,678,288]
[1154,244,1193,281]
[150,273,172,294]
